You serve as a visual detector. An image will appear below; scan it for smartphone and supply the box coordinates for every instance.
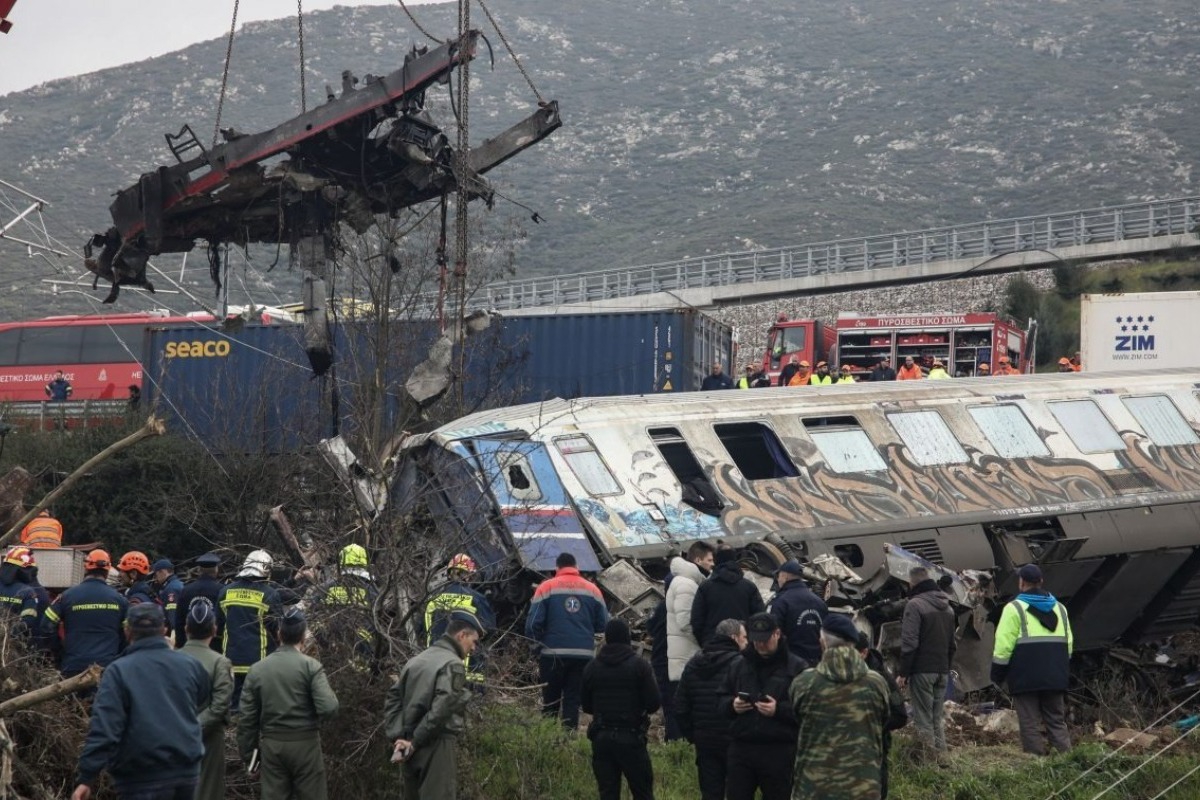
[736,691,754,703]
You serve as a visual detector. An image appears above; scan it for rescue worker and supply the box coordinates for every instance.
[0,546,40,636]
[701,361,733,391]
[175,552,225,649]
[766,559,826,665]
[422,553,496,683]
[43,549,128,677]
[870,357,896,382]
[180,598,234,800]
[993,355,1020,376]
[786,360,813,387]
[1071,351,1083,372]
[309,543,380,665]
[386,610,484,800]
[809,361,833,385]
[736,363,756,389]
[976,361,991,377]
[150,558,183,630]
[581,618,661,800]
[897,356,923,380]
[1057,357,1075,373]
[238,608,340,800]
[525,552,610,730]
[70,603,209,800]
[116,551,155,605]
[991,563,1073,756]
[927,359,951,379]
[45,369,72,401]
[20,509,63,548]
[836,365,856,384]
[218,549,283,709]
[778,356,801,387]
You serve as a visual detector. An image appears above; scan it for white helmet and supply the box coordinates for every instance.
[238,549,273,579]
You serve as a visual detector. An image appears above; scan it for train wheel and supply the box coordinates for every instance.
[745,540,788,577]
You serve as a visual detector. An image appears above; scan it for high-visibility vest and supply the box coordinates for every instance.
[21,514,62,548]
[810,374,832,385]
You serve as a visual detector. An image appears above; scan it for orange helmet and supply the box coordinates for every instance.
[118,551,150,575]
[84,549,112,570]
[998,355,1011,364]
[448,553,477,574]
[4,546,36,568]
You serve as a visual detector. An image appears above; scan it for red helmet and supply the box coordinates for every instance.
[84,549,112,570]
[4,546,36,568]
[118,551,150,575]
[448,553,477,574]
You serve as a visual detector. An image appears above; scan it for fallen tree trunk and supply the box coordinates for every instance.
[0,416,167,549]
[0,664,102,716]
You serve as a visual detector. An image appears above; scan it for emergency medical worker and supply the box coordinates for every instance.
[386,610,485,800]
[218,549,282,708]
[43,550,128,676]
[310,543,380,662]
[238,608,339,800]
[422,553,496,683]
[0,547,40,636]
[150,558,184,629]
[20,509,63,548]
[175,553,224,649]
[809,361,832,385]
[991,564,1073,755]
[117,552,155,605]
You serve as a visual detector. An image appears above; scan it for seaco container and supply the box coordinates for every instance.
[143,309,733,451]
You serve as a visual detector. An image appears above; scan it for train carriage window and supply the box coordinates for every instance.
[495,451,542,503]
[713,422,799,480]
[968,405,1050,458]
[1122,395,1199,447]
[0,329,19,366]
[80,325,145,364]
[555,435,623,496]
[887,411,969,466]
[1047,400,1126,453]
[802,416,887,474]
[16,327,83,366]
[649,427,724,516]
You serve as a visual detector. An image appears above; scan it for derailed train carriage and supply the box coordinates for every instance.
[395,368,1200,688]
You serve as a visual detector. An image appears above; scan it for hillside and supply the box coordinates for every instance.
[0,0,1197,319]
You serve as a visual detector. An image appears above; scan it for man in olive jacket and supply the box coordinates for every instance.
[179,598,234,800]
[386,610,485,800]
[237,608,340,800]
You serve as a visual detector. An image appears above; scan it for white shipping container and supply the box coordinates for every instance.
[1080,291,1200,372]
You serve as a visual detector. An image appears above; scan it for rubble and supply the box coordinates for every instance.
[1103,728,1160,750]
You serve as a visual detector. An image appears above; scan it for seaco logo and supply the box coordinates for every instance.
[1112,314,1156,359]
[164,340,231,358]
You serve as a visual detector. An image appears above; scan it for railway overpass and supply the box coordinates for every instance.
[479,196,1200,314]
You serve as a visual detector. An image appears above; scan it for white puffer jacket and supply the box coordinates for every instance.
[666,556,705,681]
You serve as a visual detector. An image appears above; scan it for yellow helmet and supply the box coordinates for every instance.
[339,544,369,568]
[4,546,36,568]
[448,553,477,574]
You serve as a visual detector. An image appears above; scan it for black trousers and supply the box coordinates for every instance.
[725,740,795,800]
[659,677,682,741]
[694,743,729,800]
[592,734,654,800]
[539,655,588,730]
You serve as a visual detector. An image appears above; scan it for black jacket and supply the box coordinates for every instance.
[676,634,742,748]
[581,643,661,732]
[778,363,800,387]
[898,580,956,677]
[701,373,733,391]
[719,644,808,743]
[767,579,827,665]
[647,596,669,678]
[870,365,897,381]
[864,648,909,733]
[173,574,224,650]
[690,562,765,646]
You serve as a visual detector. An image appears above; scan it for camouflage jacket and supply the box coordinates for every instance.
[789,645,890,800]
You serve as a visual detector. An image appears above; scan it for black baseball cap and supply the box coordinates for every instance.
[746,612,779,642]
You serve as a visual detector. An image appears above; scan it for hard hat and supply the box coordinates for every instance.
[84,549,112,570]
[4,546,35,568]
[816,361,827,368]
[799,360,811,368]
[448,553,477,573]
[238,549,273,579]
[998,355,1011,364]
[339,543,369,568]
[117,551,150,575]
[932,359,943,366]
[1058,357,1071,365]
[978,362,991,371]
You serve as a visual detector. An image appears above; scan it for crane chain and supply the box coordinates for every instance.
[396,0,444,44]
[212,0,241,148]
[297,0,307,113]
[474,0,545,105]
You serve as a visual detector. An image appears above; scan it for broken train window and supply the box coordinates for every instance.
[802,416,887,474]
[649,427,724,516]
[968,404,1049,458]
[1122,395,1199,447]
[554,435,623,496]
[887,410,969,466]
[713,421,799,480]
[495,450,542,503]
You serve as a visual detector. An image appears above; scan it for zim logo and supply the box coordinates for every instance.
[1113,315,1155,353]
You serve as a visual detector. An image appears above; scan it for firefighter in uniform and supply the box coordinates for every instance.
[238,608,339,800]
[150,558,184,630]
[20,509,63,548]
[0,547,40,636]
[422,553,496,683]
[117,551,156,605]
[993,355,1020,376]
[309,544,379,663]
[175,553,225,649]
[218,549,282,709]
[43,550,128,676]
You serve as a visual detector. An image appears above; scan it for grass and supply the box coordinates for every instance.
[462,701,1200,800]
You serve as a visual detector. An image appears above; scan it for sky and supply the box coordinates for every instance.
[0,0,440,96]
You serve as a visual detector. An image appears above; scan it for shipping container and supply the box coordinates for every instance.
[143,310,733,451]
[1080,291,1200,372]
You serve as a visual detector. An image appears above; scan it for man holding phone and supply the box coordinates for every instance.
[719,613,809,800]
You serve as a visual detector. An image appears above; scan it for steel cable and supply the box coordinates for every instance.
[212,0,241,148]
[474,0,545,104]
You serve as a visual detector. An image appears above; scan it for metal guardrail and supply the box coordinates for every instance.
[2,400,133,428]
[480,196,1200,310]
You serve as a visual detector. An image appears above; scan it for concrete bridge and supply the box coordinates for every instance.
[480,196,1200,314]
